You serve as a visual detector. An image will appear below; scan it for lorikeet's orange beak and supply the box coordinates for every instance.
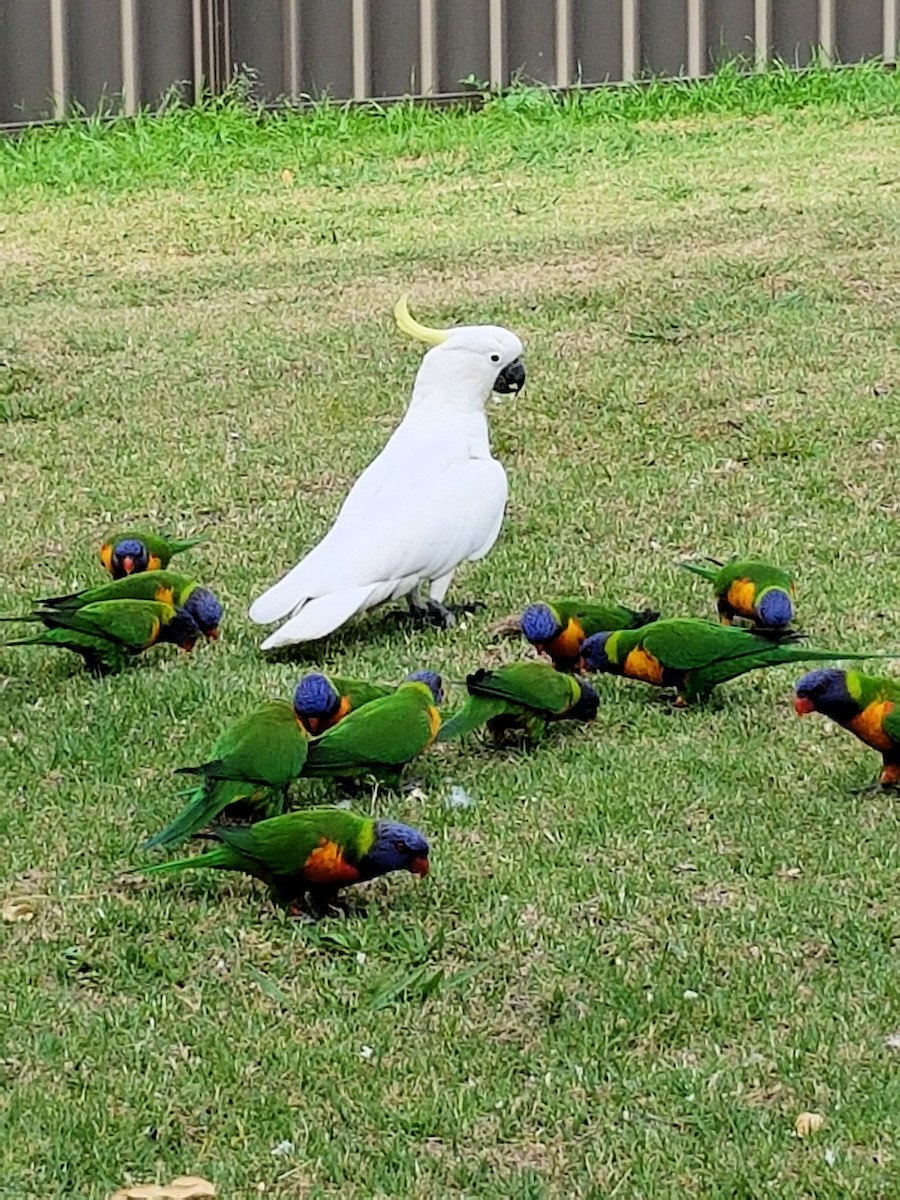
[179,638,198,653]
[121,555,136,575]
[305,716,321,735]
[206,628,220,641]
[409,856,430,877]
[794,696,815,715]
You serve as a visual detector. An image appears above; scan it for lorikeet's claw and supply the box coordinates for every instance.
[850,781,888,797]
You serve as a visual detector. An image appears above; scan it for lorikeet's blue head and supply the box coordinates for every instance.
[365,820,430,879]
[111,538,149,578]
[293,673,341,730]
[184,587,223,640]
[520,603,563,646]
[794,668,854,718]
[406,669,443,705]
[572,678,601,721]
[757,588,794,629]
[579,632,612,674]
[166,608,202,652]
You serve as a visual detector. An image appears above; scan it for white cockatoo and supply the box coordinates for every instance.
[248,295,526,648]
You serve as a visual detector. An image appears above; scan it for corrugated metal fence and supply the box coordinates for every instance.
[1,0,897,130]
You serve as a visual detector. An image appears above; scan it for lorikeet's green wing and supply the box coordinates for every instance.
[39,570,194,611]
[715,559,794,595]
[109,531,205,562]
[328,676,395,710]
[38,600,175,649]
[641,619,765,671]
[555,598,660,634]
[304,689,435,775]
[467,662,581,715]
[178,701,308,788]
[218,808,370,876]
[436,697,510,742]
[142,778,285,851]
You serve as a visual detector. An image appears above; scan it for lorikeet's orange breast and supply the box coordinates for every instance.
[623,646,666,685]
[426,704,441,745]
[546,618,585,663]
[847,700,897,753]
[324,694,352,733]
[303,838,361,885]
[725,578,757,619]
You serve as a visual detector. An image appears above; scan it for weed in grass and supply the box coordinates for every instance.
[1,63,899,1198]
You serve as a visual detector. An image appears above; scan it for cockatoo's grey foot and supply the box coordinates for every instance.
[405,593,457,629]
[444,599,487,616]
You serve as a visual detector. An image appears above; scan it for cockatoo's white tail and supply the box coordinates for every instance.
[249,295,525,647]
[258,586,379,649]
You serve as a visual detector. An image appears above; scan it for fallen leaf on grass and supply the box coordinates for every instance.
[794,1112,825,1137]
[2,896,46,922]
[110,1176,216,1199]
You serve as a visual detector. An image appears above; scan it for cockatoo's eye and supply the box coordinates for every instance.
[490,353,500,363]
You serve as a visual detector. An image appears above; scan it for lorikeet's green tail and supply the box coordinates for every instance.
[437,697,508,742]
[138,844,237,875]
[683,644,898,702]
[142,779,283,851]
[680,561,719,583]
[167,535,207,555]
[2,628,129,671]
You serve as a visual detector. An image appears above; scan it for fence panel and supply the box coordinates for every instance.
[1,0,897,130]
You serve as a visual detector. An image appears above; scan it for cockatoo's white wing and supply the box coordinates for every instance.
[249,424,507,647]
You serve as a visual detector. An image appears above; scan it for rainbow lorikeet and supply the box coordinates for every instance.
[99,531,205,579]
[794,668,900,788]
[138,807,429,913]
[32,570,222,640]
[493,598,659,670]
[437,661,599,743]
[292,668,441,736]
[579,617,887,705]
[2,599,201,673]
[302,674,443,783]
[681,557,795,635]
[144,699,311,850]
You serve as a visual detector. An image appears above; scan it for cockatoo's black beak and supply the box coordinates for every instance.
[493,358,526,394]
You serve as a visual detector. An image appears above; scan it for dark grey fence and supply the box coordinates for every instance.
[1,0,897,129]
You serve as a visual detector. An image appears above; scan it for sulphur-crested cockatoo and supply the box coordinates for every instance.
[249,295,526,648]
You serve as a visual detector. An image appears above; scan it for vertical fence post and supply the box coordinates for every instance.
[489,0,505,87]
[555,0,572,87]
[351,0,369,98]
[754,0,771,70]
[284,0,300,100]
[687,0,705,77]
[817,0,834,63]
[120,0,138,114]
[420,0,436,95]
[621,0,638,81]
[885,0,898,62]
[192,0,204,99]
[49,0,67,119]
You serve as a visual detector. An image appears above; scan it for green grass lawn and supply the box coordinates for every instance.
[2,66,900,1197]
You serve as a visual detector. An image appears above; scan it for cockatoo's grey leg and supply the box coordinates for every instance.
[403,585,453,628]
[428,569,486,621]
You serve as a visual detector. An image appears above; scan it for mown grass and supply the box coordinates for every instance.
[1,65,900,1197]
